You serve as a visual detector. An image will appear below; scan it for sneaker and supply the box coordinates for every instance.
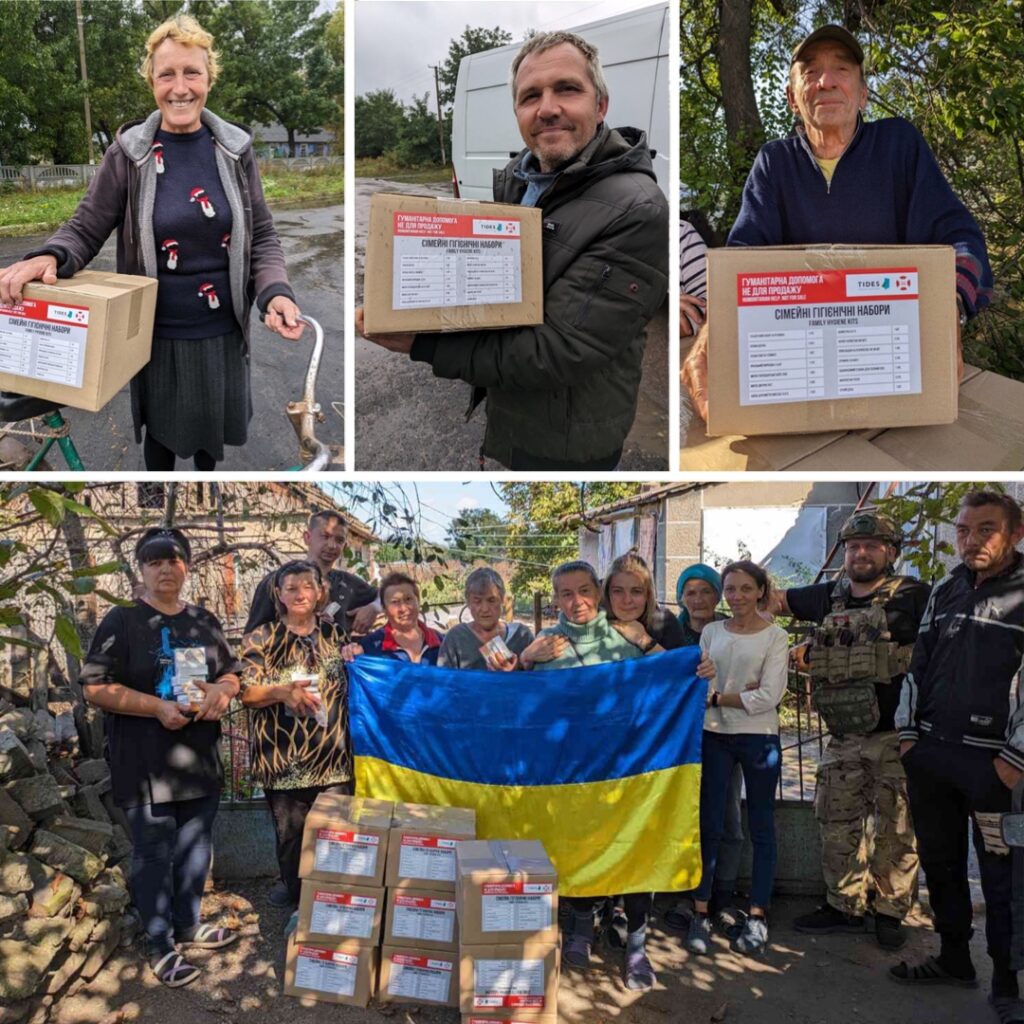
[562,933,592,969]
[685,912,712,955]
[663,898,694,932]
[793,903,865,934]
[268,880,297,909]
[624,950,657,991]
[731,915,768,955]
[713,905,747,941]
[874,913,907,951]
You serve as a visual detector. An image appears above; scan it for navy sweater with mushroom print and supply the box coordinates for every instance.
[151,125,236,338]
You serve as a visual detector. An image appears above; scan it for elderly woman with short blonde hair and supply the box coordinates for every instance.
[0,14,302,471]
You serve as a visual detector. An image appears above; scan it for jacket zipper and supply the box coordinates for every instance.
[575,264,612,325]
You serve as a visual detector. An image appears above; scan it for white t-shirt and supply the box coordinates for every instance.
[700,620,789,735]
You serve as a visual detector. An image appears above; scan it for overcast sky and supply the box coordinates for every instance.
[354,0,658,104]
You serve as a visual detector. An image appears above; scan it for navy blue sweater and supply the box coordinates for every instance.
[152,126,236,338]
[728,117,993,316]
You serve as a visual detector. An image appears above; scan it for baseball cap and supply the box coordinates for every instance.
[791,24,864,66]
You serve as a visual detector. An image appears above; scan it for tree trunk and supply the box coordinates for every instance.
[718,0,766,220]
[288,129,297,158]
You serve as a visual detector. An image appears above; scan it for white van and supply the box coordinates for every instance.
[450,3,669,201]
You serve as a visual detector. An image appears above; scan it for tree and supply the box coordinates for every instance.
[499,483,641,594]
[207,0,343,157]
[446,508,510,562]
[395,93,444,166]
[354,89,405,158]
[323,4,344,147]
[437,25,513,112]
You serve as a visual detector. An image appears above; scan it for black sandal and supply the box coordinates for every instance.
[888,957,978,988]
[990,994,1024,1024]
[151,950,201,988]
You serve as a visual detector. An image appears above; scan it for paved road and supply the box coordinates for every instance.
[0,204,343,470]
[354,178,669,471]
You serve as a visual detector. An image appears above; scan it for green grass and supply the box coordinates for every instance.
[0,169,343,237]
[355,157,450,184]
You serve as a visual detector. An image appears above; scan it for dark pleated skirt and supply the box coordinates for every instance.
[132,328,251,462]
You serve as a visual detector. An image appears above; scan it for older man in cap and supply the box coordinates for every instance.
[682,24,993,421]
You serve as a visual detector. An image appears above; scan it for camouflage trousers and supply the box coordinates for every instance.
[814,730,919,918]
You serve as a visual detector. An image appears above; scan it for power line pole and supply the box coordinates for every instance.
[429,65,446,165]
[75,0,95,165]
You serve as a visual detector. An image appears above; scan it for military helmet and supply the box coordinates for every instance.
[839,509,901,550]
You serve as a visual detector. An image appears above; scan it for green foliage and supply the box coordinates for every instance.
[354,89,405,159]
[499,483,643,595]
[394,94,446,168]
[446,508,509,562]
[873,481,1006,582]
[437,25,513,111]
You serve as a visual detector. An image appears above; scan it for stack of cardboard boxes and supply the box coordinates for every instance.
[283,793,476,1008]
[456,840,560,1024]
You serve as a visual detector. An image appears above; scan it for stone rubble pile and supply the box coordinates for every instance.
[1,689,135,1024]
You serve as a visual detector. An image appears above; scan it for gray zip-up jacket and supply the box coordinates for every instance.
[27,108,294,355]
[410,124,668,466]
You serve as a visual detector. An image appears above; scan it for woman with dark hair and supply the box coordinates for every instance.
[239,560,351,910]
[438,566,534,670]
[686,560,789,957]
[81,528,241,988]
[341,573,444,665]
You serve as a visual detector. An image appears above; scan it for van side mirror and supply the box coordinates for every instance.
[1002,813,1024,847]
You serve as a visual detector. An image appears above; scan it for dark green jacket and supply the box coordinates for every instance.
[410,124,668,465]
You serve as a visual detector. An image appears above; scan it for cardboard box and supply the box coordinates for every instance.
[463,1016,558,1024]
[384,887,459,950]
[379,944,459,1007]
[459,941,559,1017]
[0,270,156,412]
[295,880,384,945]
[705,245,958,437]
[298,793,393,886]
[283,935,377,1006]
[456,840,558,945]
[386,802,477,891]
[364,192,543,334]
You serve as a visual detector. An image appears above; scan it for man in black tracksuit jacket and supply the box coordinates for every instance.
[892,490,1024,1021]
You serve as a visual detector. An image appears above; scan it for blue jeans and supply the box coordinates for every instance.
[695,731,781,910]
[123,793,220,957]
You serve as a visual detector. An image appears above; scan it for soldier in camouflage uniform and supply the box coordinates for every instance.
[773,511,931,950]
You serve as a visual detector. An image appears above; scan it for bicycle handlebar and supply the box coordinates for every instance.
[287,314,332,472]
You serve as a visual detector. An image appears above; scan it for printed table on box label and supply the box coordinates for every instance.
[392,213,522,310]
[0,299,90,389]
[735,268,922,405]
[294,947,358,996]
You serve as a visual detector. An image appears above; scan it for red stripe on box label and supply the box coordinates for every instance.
[297,946,359,965]
[401,834,458,848]
[737,268,920,306]
[393,212,521,239]
[481,882,553,895]
[314,891,377,907]
[395,895,456,910]
[316,828,379,844]
[474,996,545,1008]
[392,954,453,971]
[0,298,90,327]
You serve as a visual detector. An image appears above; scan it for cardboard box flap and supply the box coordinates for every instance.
[392,802,476,836]
[456,840,555,881]
[310,792,393,830]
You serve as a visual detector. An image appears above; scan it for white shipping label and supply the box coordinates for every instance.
[392,212,522,310]
[473,958,546,1009]
[0,298,89,388]
[480,883,553,932]
[735,268,922,405]
[309,891,377,938]
[293,946,358,996]
[392,895,456,943]
[387,954,453,1003]
[313,828,379,876]
[398,835,458,881]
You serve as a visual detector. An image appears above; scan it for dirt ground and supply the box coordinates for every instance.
[51,882,997,1024]
[353,178,669,471]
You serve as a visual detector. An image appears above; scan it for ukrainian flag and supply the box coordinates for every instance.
[347,647,706,897]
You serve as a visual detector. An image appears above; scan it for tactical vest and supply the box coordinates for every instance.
[808,576,915,736]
